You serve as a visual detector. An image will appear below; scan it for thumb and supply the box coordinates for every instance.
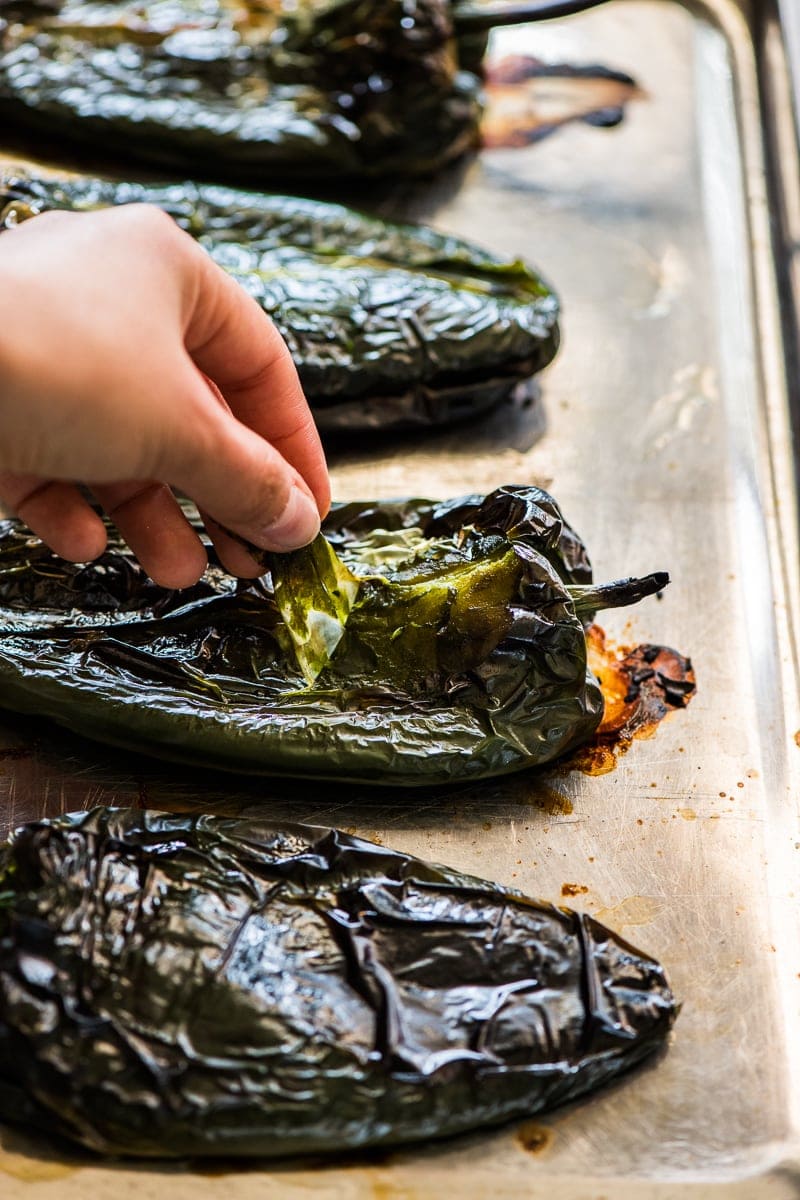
[163,373,321,555]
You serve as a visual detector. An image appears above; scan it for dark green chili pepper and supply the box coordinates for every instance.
[0,173,559,434]
[0,486,667,785]
[0,806,677,1158]
[0,1,599,184]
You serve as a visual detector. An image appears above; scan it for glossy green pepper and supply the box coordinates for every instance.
[0,486,667,785]
[0,174,560,433]
[0,1,596,183]
[0,807,677,1158]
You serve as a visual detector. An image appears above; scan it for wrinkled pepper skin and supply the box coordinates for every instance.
[0,174,559,433]
[0,486,620,785]
[0,808,678,1158]
[0,1,521,182]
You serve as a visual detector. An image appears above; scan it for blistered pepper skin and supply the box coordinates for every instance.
[0,808,678,1158]
[0,487,598,784]
[0,486,669,785]
[0,2,592,184]
[0,1,482,182]
[0,175,560,433]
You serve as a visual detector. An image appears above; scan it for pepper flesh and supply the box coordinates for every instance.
[0,486,667,785]
[0,807,678,1158]
[0,174,560,433]
[267,532,667,686]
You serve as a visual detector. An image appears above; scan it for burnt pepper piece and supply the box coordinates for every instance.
[0,486,667,785]
[0,808,677,1158]
[0,174,559,434]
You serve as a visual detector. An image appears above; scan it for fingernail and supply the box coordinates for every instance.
[258,485,320,551]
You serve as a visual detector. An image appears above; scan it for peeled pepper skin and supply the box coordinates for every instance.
[0,486,606,785]
[0,174,560,433]
[0,808,678,1158]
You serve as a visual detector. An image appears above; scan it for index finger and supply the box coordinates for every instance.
[179,238,330,518]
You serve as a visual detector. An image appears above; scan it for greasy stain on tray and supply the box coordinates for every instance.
[528,786,574,815]
[560,625,696,776]
[594,895,664,928]
[515,1121,555,1155]
[482,57,644,149]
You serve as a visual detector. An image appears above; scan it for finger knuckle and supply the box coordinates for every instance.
[236,475,289,530]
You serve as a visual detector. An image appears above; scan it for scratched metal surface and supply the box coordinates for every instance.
[2,0,800,1196]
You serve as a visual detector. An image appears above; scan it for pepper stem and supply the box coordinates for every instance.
[565,572,669,618]
[453,0,608,33]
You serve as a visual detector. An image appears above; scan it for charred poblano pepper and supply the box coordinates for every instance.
[0,486,667,785]
[266,528,665,687]
[0,174,559,433]
[0,0,579,182]
[0,807,677,1157]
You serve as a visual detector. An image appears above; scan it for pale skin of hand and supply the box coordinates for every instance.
[0,204,330,589]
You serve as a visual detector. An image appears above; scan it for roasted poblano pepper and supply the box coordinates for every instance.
[0,486,667,785]
[0,807,677,1157]
[0,1,589,183]
[0,174,559,433]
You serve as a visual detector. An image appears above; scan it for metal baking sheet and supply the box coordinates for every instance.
[2,0,800,1194]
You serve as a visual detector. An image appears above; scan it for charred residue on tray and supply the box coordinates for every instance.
[515,1120,555,1155]
[527,785,574,816]
[560,626,696,775]
[561,882,588,898]
[481,57,644,149]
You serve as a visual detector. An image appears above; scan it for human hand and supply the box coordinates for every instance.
[0,203,330,588]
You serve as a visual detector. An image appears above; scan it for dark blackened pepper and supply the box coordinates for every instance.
[0,808,678,1158]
